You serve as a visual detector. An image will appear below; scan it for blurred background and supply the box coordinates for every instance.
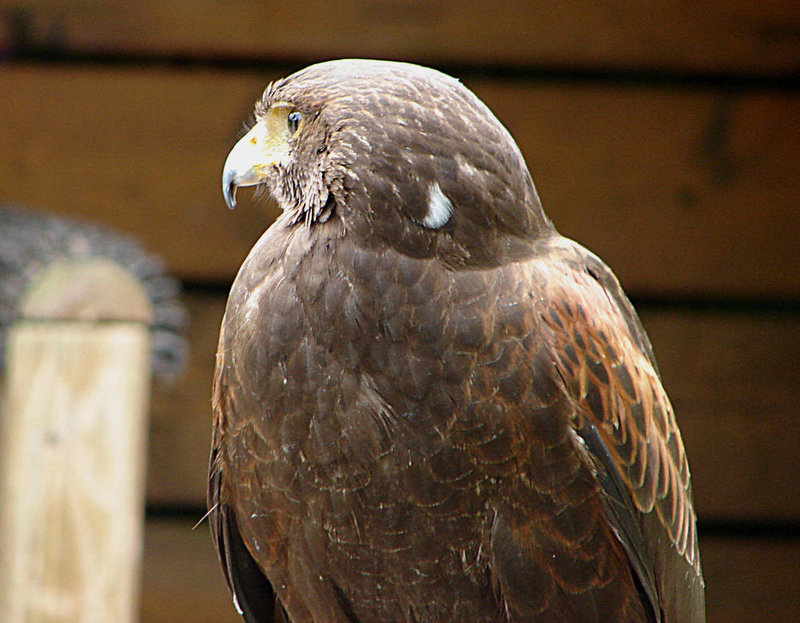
[0,1,798,621]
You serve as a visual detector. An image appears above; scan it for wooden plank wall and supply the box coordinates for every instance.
[2,2,798,621]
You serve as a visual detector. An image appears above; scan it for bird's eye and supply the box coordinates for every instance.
[287,111,302,134]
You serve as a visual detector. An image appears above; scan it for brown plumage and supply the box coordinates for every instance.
[210,59,705,623]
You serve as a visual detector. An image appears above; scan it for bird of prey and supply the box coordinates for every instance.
[210,59,705,623]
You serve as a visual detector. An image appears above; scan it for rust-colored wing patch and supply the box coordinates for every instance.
[538,243,702,607]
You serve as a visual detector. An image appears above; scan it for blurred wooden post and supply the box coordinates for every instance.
[0,259,153,623]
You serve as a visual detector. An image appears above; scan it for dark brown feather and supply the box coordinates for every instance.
[210,59,705,623]
[537,238,705,621]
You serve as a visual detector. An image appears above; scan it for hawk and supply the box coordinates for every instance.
[209,59,705,623]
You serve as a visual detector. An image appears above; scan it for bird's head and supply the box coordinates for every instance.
[222,59,552,266]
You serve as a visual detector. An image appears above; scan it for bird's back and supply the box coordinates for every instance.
[210,219,704,622]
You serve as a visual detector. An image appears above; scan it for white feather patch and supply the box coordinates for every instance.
[421,182,454,229]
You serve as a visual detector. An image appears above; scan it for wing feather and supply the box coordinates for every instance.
[209,346,282,623]
[538,239,705,622]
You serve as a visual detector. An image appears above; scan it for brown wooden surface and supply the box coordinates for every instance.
[646,308,800,521]
[148,291,800,522]
[1,66,798,296]
[141,518,800,623]
[141,519,237,623]
[2,1,799,75]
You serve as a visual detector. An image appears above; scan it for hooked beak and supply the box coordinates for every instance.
[221,122,272,210]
